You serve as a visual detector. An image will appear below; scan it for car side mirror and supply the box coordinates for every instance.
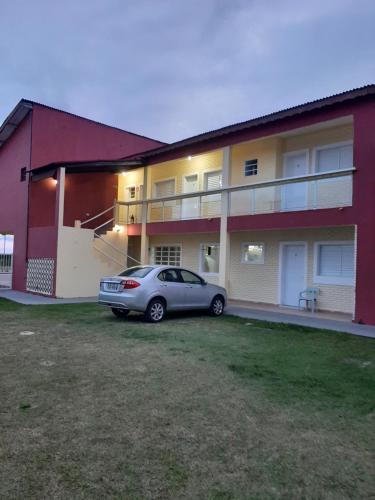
[201,280,208,286]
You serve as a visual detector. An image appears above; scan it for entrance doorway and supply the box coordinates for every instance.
[127,235,141,268]
[0,233,14,288]
[282,151,308,211]
[280,243,307,307]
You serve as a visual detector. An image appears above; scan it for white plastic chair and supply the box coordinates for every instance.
[299,287,319,313]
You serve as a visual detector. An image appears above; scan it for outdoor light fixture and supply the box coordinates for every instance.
[121,172,128,176]
[114,224,122,233]
[52,171,58,185]
[187,155,192,161]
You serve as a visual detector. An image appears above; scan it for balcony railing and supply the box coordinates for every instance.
[229,170,353,216]
[115,168,354,224]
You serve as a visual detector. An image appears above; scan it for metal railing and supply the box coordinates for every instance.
[115,168,354,223]
[0,253,12,273]
[229,171,353,216]
[80,205,115,227]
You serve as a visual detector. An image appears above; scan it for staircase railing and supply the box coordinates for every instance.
[78,204,141,267]
[80,205,115,227]
[93,232,141,265]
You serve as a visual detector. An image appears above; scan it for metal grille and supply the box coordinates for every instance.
[152,246,181,266]
[26,258,55,295]
[0,253,12,273]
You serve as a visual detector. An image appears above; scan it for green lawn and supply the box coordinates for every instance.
[0,298,374,499]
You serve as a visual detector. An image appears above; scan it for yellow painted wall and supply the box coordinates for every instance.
[228,226,355,314]
[148,149,223,198]
[55,226,127,297]
[149,226,355,313]
[282,124,353,157]
[117,168,144,202]
[148,233,220,285]
[230,137,282,186]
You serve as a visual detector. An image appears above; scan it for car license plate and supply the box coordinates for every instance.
[105,282,119,291]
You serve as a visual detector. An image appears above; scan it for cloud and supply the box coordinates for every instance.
[0,0,374,143]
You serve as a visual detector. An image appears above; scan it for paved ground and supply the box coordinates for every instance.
[1,289,374,338]
[0,289,96,305]
[225,305,375,338]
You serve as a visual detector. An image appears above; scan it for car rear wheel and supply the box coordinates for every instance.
[111,308,129,318]
[145,298,166,323]
[209,295,224,317]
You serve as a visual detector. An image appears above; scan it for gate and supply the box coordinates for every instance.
[0,233,13,288]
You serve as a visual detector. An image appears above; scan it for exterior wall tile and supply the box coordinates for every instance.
[229,227,355,314]
[149,233,220,285]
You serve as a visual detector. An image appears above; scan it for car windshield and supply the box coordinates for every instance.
[119,266,153,278]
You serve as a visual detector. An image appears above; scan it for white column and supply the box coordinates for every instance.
[219,147,230,289]
[57,167,65,228]
[140,166,149,264]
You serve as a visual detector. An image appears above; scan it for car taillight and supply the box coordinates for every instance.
[121,279,140,289]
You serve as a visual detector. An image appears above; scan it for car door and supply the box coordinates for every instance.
[157,268,186,310]
[179,269,210,309]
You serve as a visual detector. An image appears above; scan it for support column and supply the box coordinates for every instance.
[353,103,375,325]
[57,167,65,228]
[219,146,230,289]
[140,166,149,264]
[54,167,65,297]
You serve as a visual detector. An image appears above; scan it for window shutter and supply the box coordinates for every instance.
[154,179,175,198]
[205,171,222,190]
[319,244,354,277]
[341,244,355,277]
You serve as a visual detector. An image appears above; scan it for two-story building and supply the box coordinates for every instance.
[1,86,375,325]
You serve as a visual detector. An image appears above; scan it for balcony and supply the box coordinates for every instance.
[229,169,353,216]
[116,168,354,225]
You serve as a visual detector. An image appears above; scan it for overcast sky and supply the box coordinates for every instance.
[1,0,374,143]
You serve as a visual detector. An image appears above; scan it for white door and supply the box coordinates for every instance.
[181,174,199,218]
[282,152,308,211]
[281,244,306,307]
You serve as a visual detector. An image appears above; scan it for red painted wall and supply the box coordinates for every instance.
[31,104,163,169]
[63,172,117,228]
[0,115,31,291]
[28,227,57,258]
[29,177,57,227]
[146,218,220,235]
[352,102,375,325]
[228,207,355,232]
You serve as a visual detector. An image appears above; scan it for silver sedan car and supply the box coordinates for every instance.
[98,265,227,322]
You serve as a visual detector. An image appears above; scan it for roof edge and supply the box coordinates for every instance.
[128,84,375,160]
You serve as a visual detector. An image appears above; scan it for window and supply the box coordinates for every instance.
[153,179,175,198]
[244,159,258,176]
[152,246,181,266]
[158,269,180,282]
[180,270,202,285]
[316,143,353,173]
[119,266,154,278]
[204,170,222,190]
[200,243,220,274]
[314,242,354,285]
[241,243,264,264]
[128,186,136,199]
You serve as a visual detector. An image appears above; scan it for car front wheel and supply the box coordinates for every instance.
[111,308,129,318]
[209,296,225,317]
[145,298,166,323]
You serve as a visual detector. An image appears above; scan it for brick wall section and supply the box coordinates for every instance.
[228,227,355,314]
[150,227,355,314]
[148,233,220,285]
